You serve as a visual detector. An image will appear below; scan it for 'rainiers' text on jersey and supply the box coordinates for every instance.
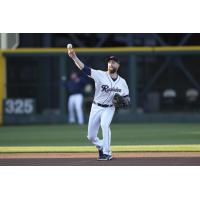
[90,69,129,105]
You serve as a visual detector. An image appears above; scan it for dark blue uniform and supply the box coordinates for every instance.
[62,74,87,124]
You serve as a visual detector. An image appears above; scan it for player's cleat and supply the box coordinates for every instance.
[97,147,103,157]
[98,154,112,161]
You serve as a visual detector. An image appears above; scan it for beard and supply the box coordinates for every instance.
[108,67,117,74]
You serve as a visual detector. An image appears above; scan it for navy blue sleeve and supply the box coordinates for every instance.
[82,64,91,76]
[61,80,68,89]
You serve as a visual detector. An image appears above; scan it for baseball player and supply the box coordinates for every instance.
[67,45,130,160]
[61,72,86,125]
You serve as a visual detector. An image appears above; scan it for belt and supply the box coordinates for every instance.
[93,101,113,108]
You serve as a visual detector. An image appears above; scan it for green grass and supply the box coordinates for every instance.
[1,123,200,152]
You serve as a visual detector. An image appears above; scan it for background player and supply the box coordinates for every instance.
[61,71,86,125]
[67,44,130,160]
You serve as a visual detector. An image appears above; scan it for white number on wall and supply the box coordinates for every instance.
[4,99,34,114]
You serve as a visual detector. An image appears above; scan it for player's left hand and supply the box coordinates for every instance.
[112,93,130,110]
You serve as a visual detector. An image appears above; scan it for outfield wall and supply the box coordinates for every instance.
[1,46,200,125]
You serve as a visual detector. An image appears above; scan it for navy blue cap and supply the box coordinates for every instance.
[106,56,120,64]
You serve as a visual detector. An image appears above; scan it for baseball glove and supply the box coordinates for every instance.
[112,93,130,110]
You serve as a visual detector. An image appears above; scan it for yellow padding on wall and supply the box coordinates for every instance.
[1,46,200,54]
[0,54,6,125]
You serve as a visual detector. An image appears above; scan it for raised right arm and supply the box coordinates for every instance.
[67,47,84,70]
[67,46,92,76]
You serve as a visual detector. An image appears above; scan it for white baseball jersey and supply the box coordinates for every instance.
[90,69,129,105]
[84,66,130,156]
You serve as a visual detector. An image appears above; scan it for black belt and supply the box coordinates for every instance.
[93,101,113,107]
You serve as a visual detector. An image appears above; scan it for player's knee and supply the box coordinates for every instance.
[101,123,109,130]
[87,135,95,142]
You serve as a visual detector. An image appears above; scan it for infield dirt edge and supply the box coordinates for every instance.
[1,152,200,159]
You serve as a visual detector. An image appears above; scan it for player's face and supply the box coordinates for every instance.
[70,72,78,80]
[107,60,120,74]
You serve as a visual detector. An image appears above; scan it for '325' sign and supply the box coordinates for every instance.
[4,99,35,114]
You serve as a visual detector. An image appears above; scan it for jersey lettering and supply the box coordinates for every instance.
[101,85,122,93]
[91,69,129,104]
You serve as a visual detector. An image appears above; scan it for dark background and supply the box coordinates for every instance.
[4,33,200,124]
[19,33,200,47]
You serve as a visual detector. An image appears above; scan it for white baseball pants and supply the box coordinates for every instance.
[68,94,84,125]
[87,103,115,155]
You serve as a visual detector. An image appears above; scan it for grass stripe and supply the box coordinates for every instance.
[1,145,200,153]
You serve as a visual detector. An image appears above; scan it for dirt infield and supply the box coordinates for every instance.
[1,152,200,166]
